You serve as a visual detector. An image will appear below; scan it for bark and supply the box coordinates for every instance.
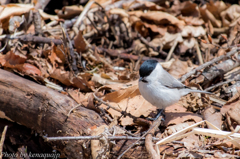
[0,69,105,158]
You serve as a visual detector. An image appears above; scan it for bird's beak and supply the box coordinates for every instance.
[139,77,143,82]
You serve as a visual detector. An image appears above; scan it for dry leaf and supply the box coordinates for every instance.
[203,106,222,129]
[0,51,41,76]
[55,5,83,19]
[181,26,206,37]
[50,69,91,91]
[99,82,157,125]
[74,30,88,53]
[0,4,34,30]
[140,11,185,30]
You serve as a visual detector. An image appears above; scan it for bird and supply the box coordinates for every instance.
[138,59,211,110]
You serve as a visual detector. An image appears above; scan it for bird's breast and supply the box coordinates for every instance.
[138,81,181,109]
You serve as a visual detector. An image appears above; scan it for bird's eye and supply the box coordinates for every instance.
[142,79,148,83]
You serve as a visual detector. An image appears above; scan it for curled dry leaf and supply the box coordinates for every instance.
[98,81,157,125]
[181,26,206,37]
[140,11,185,30]
[50,69,91,91]
[163,121,196,137]
[55,5,83,19]
[168,59,193,79]
[200,4,221,28]
[149,33,183,49]
[47,46,63,70]
[132,39,147,55]
[0,51,41,76]
[74,30,88,53]
[0,4,34,30]
[38,9,58,20]
[221,4,240,27]
[171,0,199,17]
[122,1,164,11]
[67,89,91,107]
[203,106,222,129]
[178,16,204,26]
[181,133,202,150]
[92,73,125,85]
[221,97,240,125]
[178,38,195,53]
[164,112,202,128]
[129,11,185,36]
[14,63,42,76]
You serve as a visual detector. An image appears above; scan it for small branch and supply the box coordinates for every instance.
[179,47,240,82]
[137,33,168,57]
[44,135,160,141]
[95,46,163,62]
[117,116,162,159]
[145,116,162,159]
[0,126,8,159]
[33,10,43,35]
[166,40,178,61]
[0,34,63,45]
[73,0,95,33]
[204,79,235,91]
[195,39,204,65]
[93,92,137,120]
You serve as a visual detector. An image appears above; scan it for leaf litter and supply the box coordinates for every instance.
[1,0,240,158]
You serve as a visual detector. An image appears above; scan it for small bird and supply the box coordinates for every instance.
[138,59,211,110]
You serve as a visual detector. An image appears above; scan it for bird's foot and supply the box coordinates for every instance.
[148,109,165,121]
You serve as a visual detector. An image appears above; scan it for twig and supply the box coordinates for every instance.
[179,47,240,82]
[204,79,235,91]
[33,10,43,36]
[117,116,162,159]
[61,23,78,73]
[95,46,163,62]
[145,116,162,159]
[166,40,178,61]
[138,33,168,57]
[65,104,82,122]
[44,135,160,141]
[0,34,63,45]
[0,126,8,159]
[73,0,95,33]
[93,92,137,120]
[195,39,204,65]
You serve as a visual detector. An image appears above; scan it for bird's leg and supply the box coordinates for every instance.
[148,109,165,121]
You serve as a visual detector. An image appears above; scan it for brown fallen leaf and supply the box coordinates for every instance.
[0,4,34,30]
[122,1,165,11]
[14,63,42,76]
[140,11,185,32]
[55,5,83,19]
[221,99,240,125]
[200,4,222,28]
[221,4,240,27]
[98,82,157,125]
[50,69,91,91]
[164,112,202,127]
[203,106,222,129]
[0,51,41,76]
[168,59,194,79]
[74,30,88,53]
[181,133,202,150]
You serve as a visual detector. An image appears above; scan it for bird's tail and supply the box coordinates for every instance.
[188,89,213,95]
[180,89,213,96]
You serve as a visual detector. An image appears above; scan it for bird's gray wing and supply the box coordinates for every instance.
[158,69,187,89]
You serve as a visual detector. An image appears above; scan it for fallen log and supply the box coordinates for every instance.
[0,69,105,158]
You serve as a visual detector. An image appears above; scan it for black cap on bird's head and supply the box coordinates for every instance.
[139,60,158,79]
